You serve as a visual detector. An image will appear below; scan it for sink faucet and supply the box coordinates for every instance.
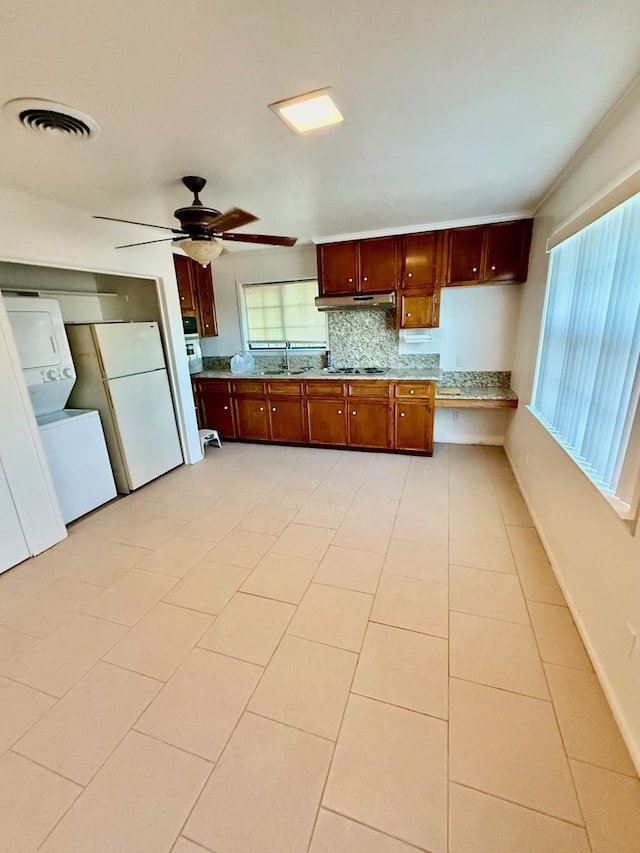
[285,340,291,372]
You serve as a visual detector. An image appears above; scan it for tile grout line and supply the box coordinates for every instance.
[495,450,591,840]
[304,451,408,851]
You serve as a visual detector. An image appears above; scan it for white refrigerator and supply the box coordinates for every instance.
[66,322,183,494]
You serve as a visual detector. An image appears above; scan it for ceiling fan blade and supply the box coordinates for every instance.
[207,207,258,232]
[115,236,186,248]
[94,215,184,234]
[220,232,298,247]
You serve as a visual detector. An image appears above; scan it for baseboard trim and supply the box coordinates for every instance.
[503,444,640,776]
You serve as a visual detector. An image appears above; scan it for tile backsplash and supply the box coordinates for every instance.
[327,310,440,369]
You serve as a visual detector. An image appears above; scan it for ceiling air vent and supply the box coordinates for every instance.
[3,98,100,142]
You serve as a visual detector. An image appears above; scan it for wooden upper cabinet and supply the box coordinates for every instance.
[172,254,219,338]
[194,263,218,337]
[318,219,533,297]
[398,292,438,329]
[174,254,197,310]
[445,219,533,287]
[358,237,399,292]
[317,242,358,295]
[484,219,533,283]
[447,226,485,286]
[401,231,442,290]
[317,238,398,296]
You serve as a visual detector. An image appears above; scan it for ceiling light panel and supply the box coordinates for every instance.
[270,89,344,134]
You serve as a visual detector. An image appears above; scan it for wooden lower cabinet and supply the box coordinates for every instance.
[196,377,434,454]
[394,402,432,453]
[200,391,236,438]
[269,397,307,443]
[307,399,348,446]
[348,400,391,449]
[235,396,270,440]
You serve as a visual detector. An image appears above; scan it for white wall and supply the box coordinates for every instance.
[201,244,318,357]
[0,185,201,560]
[506,86,640,770]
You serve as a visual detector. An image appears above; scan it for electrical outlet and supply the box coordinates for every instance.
[626,623,637,659]
[452,410,460,422]
[456,356,463,368]
[524,448,531,468]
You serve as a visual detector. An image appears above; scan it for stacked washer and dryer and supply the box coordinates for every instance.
[4,296,117,524]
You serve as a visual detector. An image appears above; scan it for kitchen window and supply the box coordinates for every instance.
[530,191,640,525]
[239,279,327,350]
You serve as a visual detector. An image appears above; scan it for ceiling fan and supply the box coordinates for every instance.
[94,175,297,266]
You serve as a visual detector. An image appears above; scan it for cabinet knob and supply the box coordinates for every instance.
[223,405,228,410]
[406,312,412,317]
[472,267,478,273]
[407,272,413,278]
[410,389,415,395]
[271,407,277,412]
[337,409,342,415]
[352,411,357,416]
[400,412,406,417]
[181,296,185,301]
[205,324,210,328]
[348,277,353,283]
[362,276,368,281]
[259,407,264,411]
[491,265,496,271]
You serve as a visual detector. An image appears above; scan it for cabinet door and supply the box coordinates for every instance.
[401,232,441,290]
[194,263,218,337]
[398,292,437,328]
[173,254,196,310]
[200,392,236,439]
[317,242,358,295]
[358,237,399,292]
[235,397,269,440]
[447,226,485,286]
[394,402,432,453]
[268,397,307,443]
[484,220,533,283]
[307,399,348,445]
[348,400,391,449]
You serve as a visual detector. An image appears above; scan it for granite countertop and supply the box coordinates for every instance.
[435,385,518,401]
[192,368,444,382]
[192,368,518,402]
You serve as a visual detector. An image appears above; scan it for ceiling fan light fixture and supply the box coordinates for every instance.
[270,89,344,134]
[176,237,224,267]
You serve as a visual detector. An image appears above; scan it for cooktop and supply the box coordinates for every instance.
[328,367,387,375]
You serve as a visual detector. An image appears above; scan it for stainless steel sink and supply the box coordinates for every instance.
[261,369,308,376]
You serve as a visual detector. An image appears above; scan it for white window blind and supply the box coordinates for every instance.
[243,280,326,349]
[530,192,640,517]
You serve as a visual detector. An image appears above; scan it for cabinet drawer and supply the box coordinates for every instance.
[347,381,392,399]
[305,380,345,397]
[267,380,304,396]
[197,379,230,394]
[395,382,433,399]
[232,380,266,395]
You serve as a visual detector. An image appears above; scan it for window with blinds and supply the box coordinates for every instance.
[242,279,327,349]
[530,191,640,521]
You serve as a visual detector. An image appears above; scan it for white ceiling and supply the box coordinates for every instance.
[2,0,640,249]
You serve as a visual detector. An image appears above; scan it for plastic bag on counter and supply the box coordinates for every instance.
[230,351,256,373]
[230,353,245,373]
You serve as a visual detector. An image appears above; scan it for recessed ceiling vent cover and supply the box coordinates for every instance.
[3,98,100,141]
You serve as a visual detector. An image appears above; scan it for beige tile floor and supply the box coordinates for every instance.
[1,441,639,852]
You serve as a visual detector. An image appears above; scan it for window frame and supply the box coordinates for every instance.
[528,196,640,532]
[236,277,327,354]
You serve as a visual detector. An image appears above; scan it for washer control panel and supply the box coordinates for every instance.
[40,365,76,382]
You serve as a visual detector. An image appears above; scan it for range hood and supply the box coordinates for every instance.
[314,292,396,311]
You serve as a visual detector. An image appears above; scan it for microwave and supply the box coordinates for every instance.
[182,315,198,335]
